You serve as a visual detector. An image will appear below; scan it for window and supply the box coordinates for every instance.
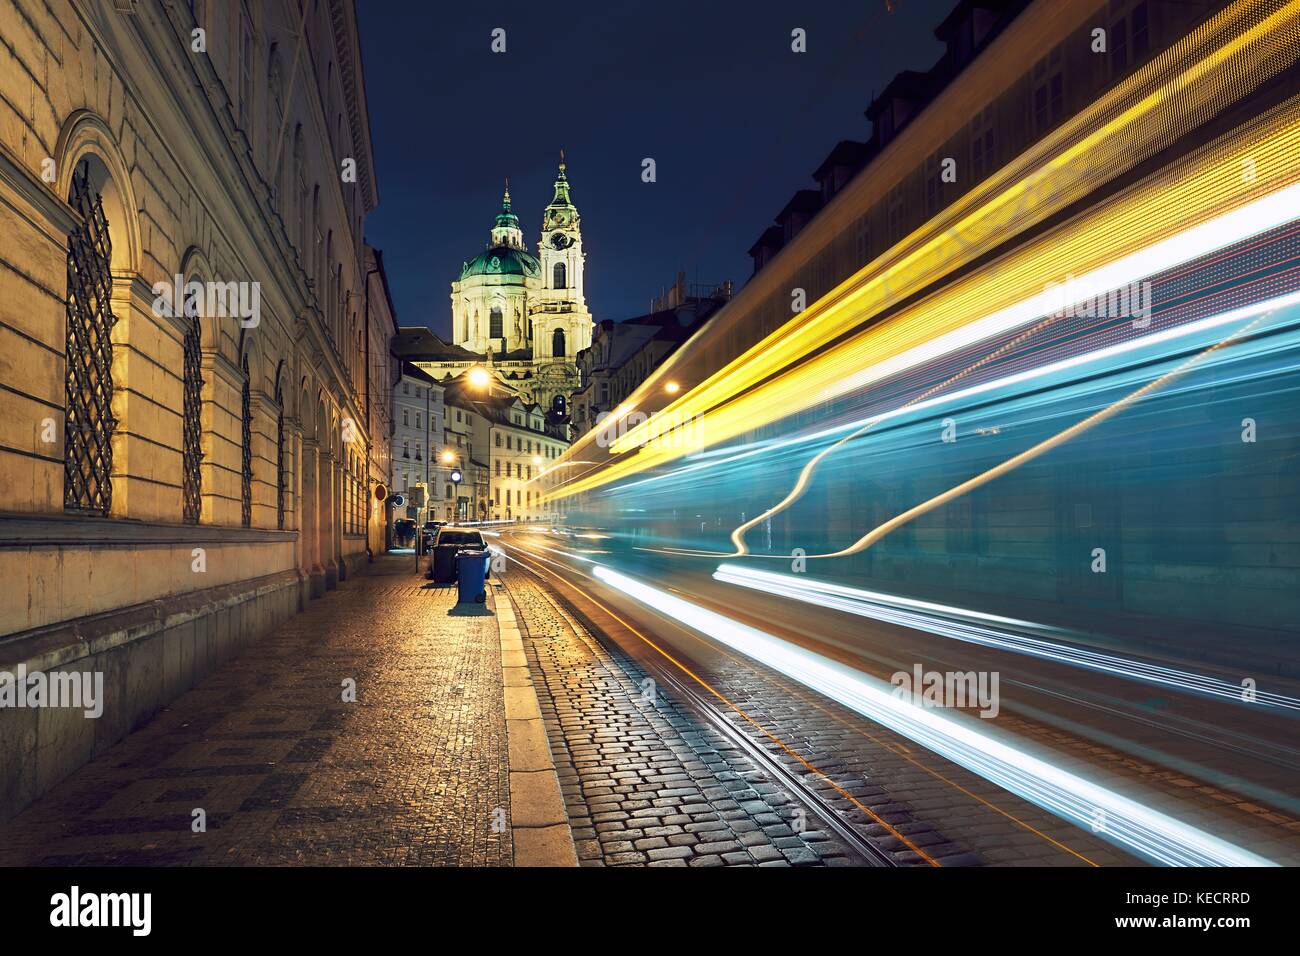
[415,413,421,430]
[853,212,870,267]
[240,352,252,527]
[552,328,566,357]
[275,376,285,530]
[495,433,502,447]
[490,306,503,338]
[969,106,995,183]
[239,20,253,133]
[182,313,204,524]
[553,261,566,289]
[403,439,410,458]
[403,409,409,426]
[1031,46,1065,137]
[886,182,905,244]
[294,127,306,254]
[495,460,501,476]
[1111,0,1150,79]
[506,436,512,450]
[924,153,941,217]
[415,443,422,461]
[63,162,117,515]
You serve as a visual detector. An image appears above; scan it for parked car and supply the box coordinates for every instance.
[421,520,446,551]
[427,528,490,583]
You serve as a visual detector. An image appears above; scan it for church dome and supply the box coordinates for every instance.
[460,245,541,280]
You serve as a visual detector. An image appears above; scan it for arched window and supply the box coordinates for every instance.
[275,371,285,530]
[312,185,322,281]
[182,310,204,524]
[551,395,566,417]
[552,328,565,358]
[489,305,503,339]
[553,261,566,289]
[64,160,117,515]
[294,127,306,255]
[240,352,253,527]
[268,46,285,203]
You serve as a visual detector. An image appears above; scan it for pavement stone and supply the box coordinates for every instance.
[504,571,855,868]
[0,555,512,866]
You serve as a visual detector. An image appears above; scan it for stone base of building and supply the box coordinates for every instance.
[0,569,305,823]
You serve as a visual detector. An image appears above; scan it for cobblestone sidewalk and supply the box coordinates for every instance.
[504,572,860,867]
[0,555,514,866]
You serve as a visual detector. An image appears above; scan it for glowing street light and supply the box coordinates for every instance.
[532,455,542,466]
[665,381,681,395]
[441,449,455,464]
[468,366,491,389]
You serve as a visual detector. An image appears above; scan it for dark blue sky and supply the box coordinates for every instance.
[357,0,945,337]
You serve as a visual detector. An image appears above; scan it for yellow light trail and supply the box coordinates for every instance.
[607,1,1300,461]
[548,100,1300,502]
[546,1,1300,503]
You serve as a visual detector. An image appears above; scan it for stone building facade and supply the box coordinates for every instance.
[0,0,394,820]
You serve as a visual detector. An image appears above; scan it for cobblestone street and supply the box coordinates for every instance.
[0,556,512,866]
[505,572,861,867]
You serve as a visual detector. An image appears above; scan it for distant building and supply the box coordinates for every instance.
[571,276,730,438]
[390,363,445,525]
[395,158,593,422]
[432,371,570,523]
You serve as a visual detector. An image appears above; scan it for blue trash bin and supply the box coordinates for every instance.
[456,549,490,604]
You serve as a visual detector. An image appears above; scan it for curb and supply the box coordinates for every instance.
[493,583,578,867]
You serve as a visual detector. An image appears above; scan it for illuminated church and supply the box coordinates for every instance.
[399,157,593,419]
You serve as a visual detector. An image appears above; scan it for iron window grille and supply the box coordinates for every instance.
[241,352,252,527]
[276,377,285,530]
[182,313,204,523]
[64,161,117,515]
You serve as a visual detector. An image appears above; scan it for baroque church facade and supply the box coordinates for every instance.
[400,159,593,419]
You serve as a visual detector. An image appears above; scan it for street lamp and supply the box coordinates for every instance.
[450,468,463,524]
[468,366,490,390]
[665,381,681,395]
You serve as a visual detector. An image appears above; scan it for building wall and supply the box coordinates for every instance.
[490,410,564,521]
[391,372,445,509]
[0,0,388,821]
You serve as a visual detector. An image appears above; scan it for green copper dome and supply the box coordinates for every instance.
[461,245,541,280]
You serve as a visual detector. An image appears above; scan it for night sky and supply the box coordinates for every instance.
[357,0,944,338]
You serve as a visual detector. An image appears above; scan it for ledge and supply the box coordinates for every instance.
[0,512,298,548]
[0,567,303,668]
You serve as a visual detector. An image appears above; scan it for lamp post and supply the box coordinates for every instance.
[450,467,463,525]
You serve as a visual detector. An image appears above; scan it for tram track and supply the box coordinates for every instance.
[503,547,911,867]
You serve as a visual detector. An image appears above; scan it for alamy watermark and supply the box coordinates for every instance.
[1044,274,1152,329]
[0,664,103,718]
[891,664,999,718]
[151,273,261,328]
[594,408,706,451]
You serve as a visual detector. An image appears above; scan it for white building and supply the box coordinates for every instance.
[396,156,594,421]
[391,363,445,520]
